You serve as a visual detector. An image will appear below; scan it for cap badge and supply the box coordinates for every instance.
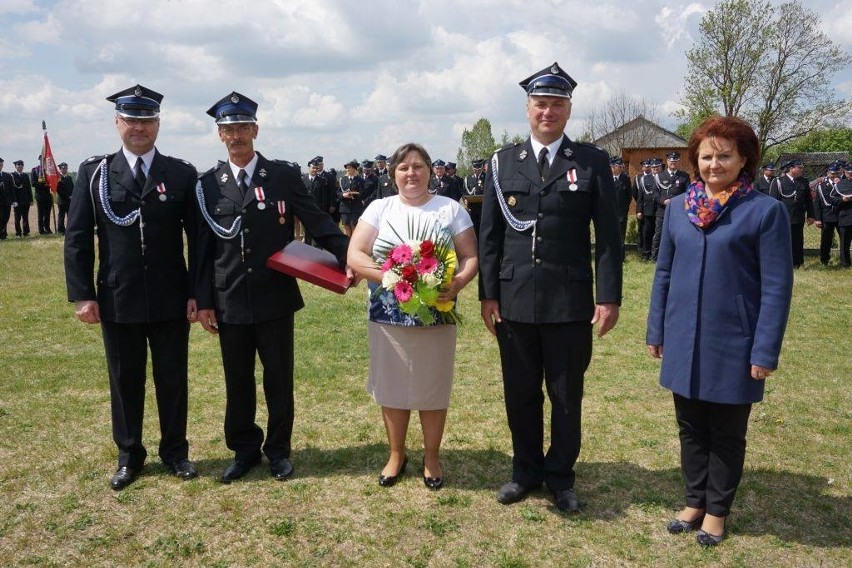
[550,64,559,74]
[230,94,239,103]
[134,87,142,97]
[518,149,528,160]
[258,168,267,178]
[508,195,517,207]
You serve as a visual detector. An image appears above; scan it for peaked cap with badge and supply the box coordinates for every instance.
[207,92,258,124]
[107,84,163,118]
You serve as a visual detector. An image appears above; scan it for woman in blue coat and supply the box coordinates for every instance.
[646,116,793,546]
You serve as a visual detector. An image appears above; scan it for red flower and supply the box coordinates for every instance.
[419,240,435,258]
[401,264,418,283]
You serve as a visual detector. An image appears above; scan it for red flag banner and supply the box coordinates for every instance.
[42,128,60,193]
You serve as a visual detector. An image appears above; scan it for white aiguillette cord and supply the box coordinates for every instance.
[490,154,538,260]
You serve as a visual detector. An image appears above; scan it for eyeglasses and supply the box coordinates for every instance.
[219,124,255,136]
[118,116,158,127]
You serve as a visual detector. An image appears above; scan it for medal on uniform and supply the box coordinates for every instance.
[255,187,266,210]
[567,168,578,191]
[156,182,167,202]
[258,168,267,178]
[518,149,528,160]
[508,195,517,207]
[277,200,286,224]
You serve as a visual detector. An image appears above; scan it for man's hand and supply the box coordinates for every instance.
[197,309,219,335]
[75,300,100,324]
[186,299,198,323]
[647,344,663,358]
[480,299,502,336]
[591,303,619,337]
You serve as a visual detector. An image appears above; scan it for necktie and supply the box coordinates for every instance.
[238,169,248,197]
[134,157,146,190]
[538,148,550,181]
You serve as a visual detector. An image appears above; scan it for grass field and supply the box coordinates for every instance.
[0,233,849,567]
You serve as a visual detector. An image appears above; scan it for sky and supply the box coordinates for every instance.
[1,0,851,173]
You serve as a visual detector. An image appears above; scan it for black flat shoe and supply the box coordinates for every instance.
[696,529,726,546]
[378,456,408,487]
[110,466,140,491]
[423,474,443,490]
[667,515,704,534]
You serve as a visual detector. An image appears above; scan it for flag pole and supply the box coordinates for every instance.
[43,120,58,233]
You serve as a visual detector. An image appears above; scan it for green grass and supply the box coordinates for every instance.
[0,233,849,567]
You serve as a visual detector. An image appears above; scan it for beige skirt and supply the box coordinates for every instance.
[367,321,457,410]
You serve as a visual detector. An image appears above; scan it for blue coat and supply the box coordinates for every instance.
[646,189,793,404]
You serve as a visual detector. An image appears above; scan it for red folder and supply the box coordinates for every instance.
[266,241,350,294]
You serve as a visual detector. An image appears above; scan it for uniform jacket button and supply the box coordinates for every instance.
[247,267,253,274]
[537,212,544,219]
[535,258,542,265]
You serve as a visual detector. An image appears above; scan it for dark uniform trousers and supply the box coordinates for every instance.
[479,136,622,494]
[102,319,190,469]
[497,320,592,490]
[196,153,349,463]
[218,315,294,461]
[674,394,751,517]
[64,150,197,470]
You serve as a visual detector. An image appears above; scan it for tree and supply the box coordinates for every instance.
[582,89,663,155]
[455,118,498,177]
[680,0,852,153]
[765,127,852,162]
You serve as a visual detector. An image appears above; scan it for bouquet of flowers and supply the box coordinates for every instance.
[372,216,459,325]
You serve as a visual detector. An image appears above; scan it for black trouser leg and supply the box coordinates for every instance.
[838,226,852,266]
[819,223,838,264]
[101,321,149,469]
[256,315,295,460]
[790,223,805,267]
[673,394,752,517]
[148,319,191,464]
[652,213,665,260]
[217,322,264,461]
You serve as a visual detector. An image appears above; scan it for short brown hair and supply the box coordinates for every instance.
[388,143,432,179]
[686,115,760,182]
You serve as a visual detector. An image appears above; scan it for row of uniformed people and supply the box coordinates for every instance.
[0,158,74,238]
[631,153,690,261]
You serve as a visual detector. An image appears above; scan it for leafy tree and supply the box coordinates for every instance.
[765,127,852,162]
[455,118,498,177]
[680,0,852,153]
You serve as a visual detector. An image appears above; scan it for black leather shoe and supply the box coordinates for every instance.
[110,466,139,490]
[667,515,704,534]
[270,458,294,481]
[378,456,408,487]
[553,488,580,513]
[696,529,725,546]
[167,459,198,480]
[496,481,536,504]
[220,455,261,484]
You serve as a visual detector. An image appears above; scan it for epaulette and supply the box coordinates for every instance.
[169,156,196,171]
[498,142,521,152]
[84,154,110,164]
[575,141,608,155]
[271,159,300,172]
[198,162,222,180]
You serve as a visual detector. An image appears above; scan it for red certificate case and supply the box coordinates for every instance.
[266,241,350,294]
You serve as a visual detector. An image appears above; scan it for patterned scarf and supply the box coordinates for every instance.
[684,173,753,229]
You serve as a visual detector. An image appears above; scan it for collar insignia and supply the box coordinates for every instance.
[220,173,228,183]
[258,168,267,178]
[518,149,528,160]
[563,148,573,159]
